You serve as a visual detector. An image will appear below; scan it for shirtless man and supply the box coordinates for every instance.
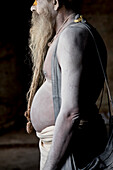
[25,0,107,169]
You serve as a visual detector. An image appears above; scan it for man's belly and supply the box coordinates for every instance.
[30,80,55,132]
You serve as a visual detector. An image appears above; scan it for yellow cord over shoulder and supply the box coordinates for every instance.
[74,15,83,23]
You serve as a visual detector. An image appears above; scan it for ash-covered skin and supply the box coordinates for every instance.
[29,0,107,169]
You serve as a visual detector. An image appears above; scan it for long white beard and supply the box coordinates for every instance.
[29,10,55,69]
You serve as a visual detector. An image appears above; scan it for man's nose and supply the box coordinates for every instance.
[30,5,36,12]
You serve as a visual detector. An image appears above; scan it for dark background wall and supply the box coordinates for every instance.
[82,0,113,113]
[0,0,113,131]
[0,0,33,131]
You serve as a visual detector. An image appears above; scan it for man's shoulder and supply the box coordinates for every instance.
[58,22,90,51]
[57,22,90,64]
[61,22,90,38]
[59,22,91,47]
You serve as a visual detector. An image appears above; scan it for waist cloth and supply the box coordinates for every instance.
[36,126,55,170]
[36,114,107,169]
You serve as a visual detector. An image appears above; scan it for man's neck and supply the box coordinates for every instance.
[55,7,75,33]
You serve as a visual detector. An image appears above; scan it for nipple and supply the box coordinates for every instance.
[43,71,47,77]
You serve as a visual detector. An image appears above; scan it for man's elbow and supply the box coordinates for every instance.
[66,111,80,125]
[58,108,80,126]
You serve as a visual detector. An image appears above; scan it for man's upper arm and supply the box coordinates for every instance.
[57,26,88,116]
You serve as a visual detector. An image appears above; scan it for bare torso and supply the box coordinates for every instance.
[30,19,107,133]
[30,16,76,132]
[30,39,57,132]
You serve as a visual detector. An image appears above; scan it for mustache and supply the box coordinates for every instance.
[31,11,39,24]
[31,9,55,26]
[31,10,50,22]
[32,11,39,18]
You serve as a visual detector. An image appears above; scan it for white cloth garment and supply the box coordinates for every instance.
[36,126,55,170]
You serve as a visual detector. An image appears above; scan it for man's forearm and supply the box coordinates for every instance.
[43,112,80,170]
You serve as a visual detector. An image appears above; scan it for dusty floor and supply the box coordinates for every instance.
[0,128,40,170]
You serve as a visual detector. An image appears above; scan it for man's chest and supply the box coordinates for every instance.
[43,40,57,80]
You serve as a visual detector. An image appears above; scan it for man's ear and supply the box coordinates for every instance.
[52,0,59,11]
